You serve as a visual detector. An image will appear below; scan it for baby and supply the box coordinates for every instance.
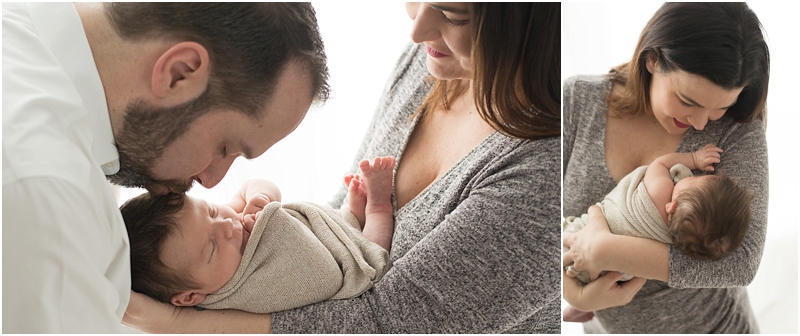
[562,145,752,321]
[564,144,753,281]
[121,157,396,314]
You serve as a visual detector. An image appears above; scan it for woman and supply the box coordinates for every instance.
[562,3,769,333]
[123,3,561,333]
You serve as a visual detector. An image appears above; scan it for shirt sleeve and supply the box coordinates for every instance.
[2,177,127,333]
[668,120,769,288]
[273,141,562,333]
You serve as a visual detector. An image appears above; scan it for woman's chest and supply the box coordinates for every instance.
[394,112,494,209]
[604,115,682,181]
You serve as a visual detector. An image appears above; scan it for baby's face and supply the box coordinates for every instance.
[161,196,251,294]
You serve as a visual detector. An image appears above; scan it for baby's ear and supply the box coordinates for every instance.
[665,200,678,215]
[171,291,207,306]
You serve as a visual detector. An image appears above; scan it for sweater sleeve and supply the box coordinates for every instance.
[562,76,577,177]
[668,120,768,288]
[272,140,562,333]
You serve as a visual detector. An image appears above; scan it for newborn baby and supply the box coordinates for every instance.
[122,157,396,313]
[563,144,753,284]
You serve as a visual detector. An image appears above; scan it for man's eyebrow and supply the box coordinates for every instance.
[430,3,469,15]
[239,141,254,160]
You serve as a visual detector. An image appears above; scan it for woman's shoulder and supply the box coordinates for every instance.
[475,135,560,183]
[564,74,613,95]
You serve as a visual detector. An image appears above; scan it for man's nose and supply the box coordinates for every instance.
[195,157,237,189]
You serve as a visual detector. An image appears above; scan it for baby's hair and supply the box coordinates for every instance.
[669,174,753,260]
[120,192,199,303]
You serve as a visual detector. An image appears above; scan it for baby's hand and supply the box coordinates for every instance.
[692,144,722,171]
[242,192,271,216]
[242,211,262,232]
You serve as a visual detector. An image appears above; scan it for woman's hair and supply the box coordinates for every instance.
[669,174,753,261]
[417,3,560,140]
[120,193,198,303]
[608,3,769,124]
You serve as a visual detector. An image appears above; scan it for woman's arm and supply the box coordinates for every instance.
[563,205,670,282]
[123,291,271,333]
[667,121,768,288]
[565,120,768,289]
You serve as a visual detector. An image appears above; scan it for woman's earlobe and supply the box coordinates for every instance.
[645,52,657,74]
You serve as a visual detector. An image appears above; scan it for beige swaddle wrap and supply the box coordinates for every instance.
[563,164,693,283]
[198,201,390,313]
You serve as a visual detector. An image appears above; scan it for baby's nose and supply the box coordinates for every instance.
[224,220,234,239]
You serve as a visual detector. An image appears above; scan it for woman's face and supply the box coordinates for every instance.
[646,56,743,135]
[405,2,473,80]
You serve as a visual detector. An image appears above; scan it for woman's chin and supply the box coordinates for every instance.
[425,58,469,81]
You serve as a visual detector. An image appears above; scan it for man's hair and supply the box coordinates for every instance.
[669,174,753,261]
[608,3,769,126]
[120,193,197,303]
[105,3,330,116]
[415,3,560,140]
[104,3,330,192]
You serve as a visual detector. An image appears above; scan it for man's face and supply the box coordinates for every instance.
[108,61,313,194]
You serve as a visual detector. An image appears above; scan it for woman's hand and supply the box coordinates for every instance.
[563,205,612,280]
[562,270,647,312]
[123,290,177,333]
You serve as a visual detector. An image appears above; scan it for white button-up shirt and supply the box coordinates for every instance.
[3,3,130,332]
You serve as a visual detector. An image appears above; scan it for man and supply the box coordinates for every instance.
[2,3,328,332]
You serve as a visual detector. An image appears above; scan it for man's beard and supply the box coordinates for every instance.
[106,94,214,194]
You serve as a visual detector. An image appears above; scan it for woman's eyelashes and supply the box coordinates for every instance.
[438,11,468,26]
[678,98,695,108]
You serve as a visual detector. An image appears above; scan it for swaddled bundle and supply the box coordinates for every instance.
[199,202,390,313]
[563,164,693,283]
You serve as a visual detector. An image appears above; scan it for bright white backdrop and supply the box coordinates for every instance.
[562,2,798,334]
[117,2,411,206]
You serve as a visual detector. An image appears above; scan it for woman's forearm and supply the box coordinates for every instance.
[598,234,670,282]
[125,302,271,334]
[175,308,271,334]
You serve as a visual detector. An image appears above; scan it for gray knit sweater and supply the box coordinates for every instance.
[271,44,561,333]
[563,75,768,333]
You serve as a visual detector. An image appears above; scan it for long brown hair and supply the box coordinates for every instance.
[608,3,769,125]
[416,3,560,140]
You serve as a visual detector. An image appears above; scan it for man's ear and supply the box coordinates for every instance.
[171,291,207,306]
[151,41,210,103]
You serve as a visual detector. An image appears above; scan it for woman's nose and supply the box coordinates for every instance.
[407,3,440,43]
[687,110,710,130]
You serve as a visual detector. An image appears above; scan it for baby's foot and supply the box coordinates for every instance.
[344,174,367,226]
[359,156,395,217]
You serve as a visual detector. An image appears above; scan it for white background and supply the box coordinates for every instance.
[562,2,798,334]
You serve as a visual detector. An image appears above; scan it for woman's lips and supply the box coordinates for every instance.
[426,45,449,58]
[673,118,691,128]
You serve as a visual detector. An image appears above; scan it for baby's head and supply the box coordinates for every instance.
[666,174,753,261]
[121,193,249,306]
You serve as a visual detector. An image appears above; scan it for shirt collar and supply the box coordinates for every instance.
[27,3,120,175]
